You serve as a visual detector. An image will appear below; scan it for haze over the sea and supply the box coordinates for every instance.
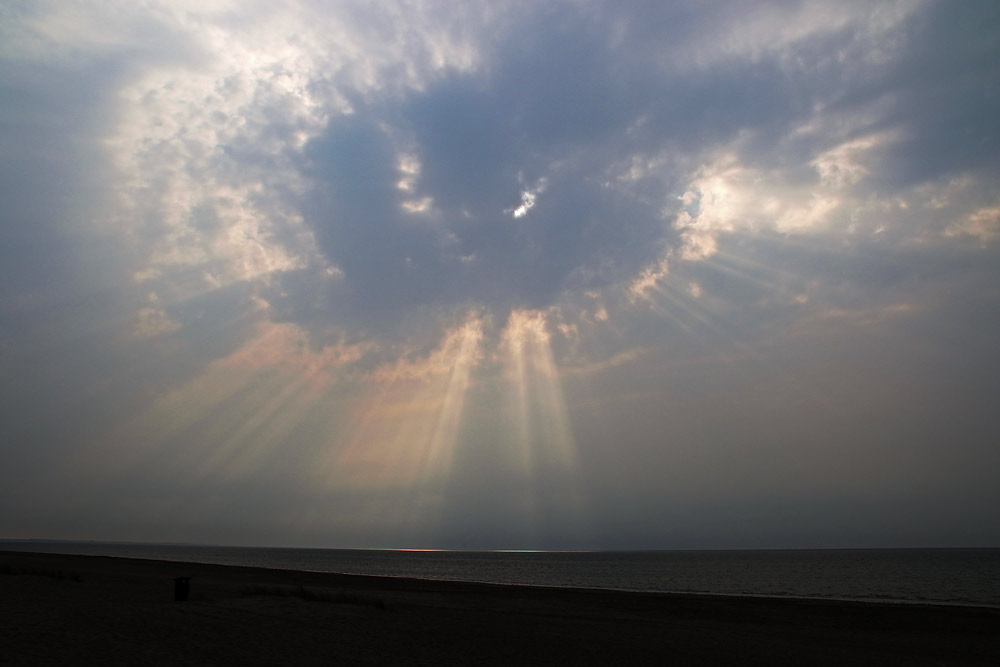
[2,0,998,551]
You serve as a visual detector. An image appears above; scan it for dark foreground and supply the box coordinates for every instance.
[2,550,998,666]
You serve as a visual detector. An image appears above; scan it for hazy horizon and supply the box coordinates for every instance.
[2,1,999,551]
[5,538,998,553]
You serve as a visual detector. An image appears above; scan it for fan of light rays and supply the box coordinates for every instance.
[634,237,814,347]
[632,236,868,422]
[63,319,366,525]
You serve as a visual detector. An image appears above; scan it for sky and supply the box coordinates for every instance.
[1,0,998,550]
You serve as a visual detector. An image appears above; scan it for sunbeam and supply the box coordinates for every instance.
[327,317,483,501]
[498,310,589,542]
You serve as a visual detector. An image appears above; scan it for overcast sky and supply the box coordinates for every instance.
[2,0,998,550]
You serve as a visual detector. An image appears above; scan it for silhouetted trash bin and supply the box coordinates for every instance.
[173,576,191,602]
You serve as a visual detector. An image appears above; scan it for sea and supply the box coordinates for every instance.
[2,541,998,608]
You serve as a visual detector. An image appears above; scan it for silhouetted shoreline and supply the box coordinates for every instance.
[2,550,998,665]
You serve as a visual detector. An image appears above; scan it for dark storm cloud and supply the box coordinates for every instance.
[283,0,1000,343]
[288,7,678,333]
[844,2,1000,189]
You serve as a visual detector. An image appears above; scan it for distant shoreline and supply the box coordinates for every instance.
[5,547,997,610]
[3,549,999,666]
[2,541,997,607]
[6,538,998,550]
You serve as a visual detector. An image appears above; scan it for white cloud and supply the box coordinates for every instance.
[397,154,422,192]
[946,206,1000,244]
[402,197,435,214]
[670,156,847,261]
[509,177,548,219]
[812,133,892,188]
[628,257,670,302]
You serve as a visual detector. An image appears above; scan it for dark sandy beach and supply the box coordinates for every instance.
[2,550,997,666]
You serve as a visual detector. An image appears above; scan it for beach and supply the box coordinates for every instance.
[2,550,998,666]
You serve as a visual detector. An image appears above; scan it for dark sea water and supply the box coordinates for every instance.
[3,541,998,607]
